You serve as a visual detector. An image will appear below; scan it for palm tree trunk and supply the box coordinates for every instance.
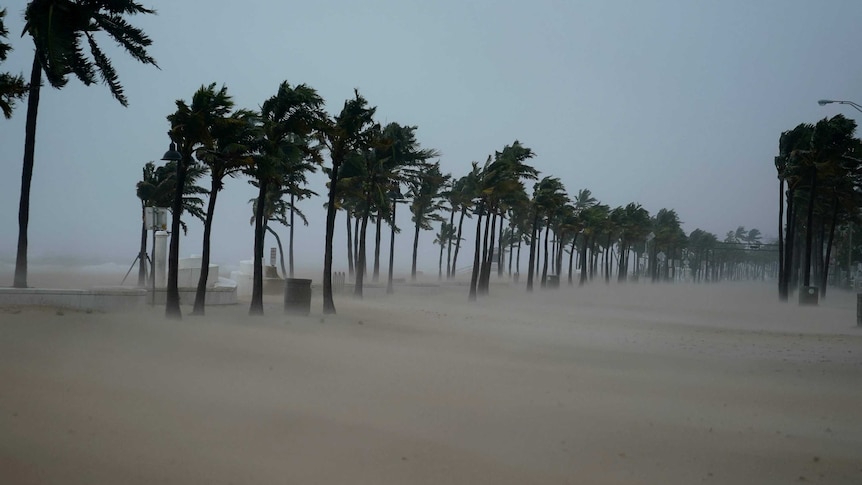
[14,57,43,289]
[568,238,576,285]
[411,219,421,281]
[138,206,148,286]
[478,210,494,294]
[354,214,361,274]
[541,223,550,287]
[821,195,839,298]
[192,179,220,315]
[355,197,372,298]
[783,188,795,296]
[803,168,817,287]
[516,239,522,276]
[165,154,188,319]
[469,204,484,300]
[250,179,268,315]
[289,192,295,278]
[323,161,341,315]
[497,215,505,278]
[579,235,588,287]
[526,211,539,291]
[373,211,382,282]
[480,210,497,294]
[438,240,444,280]
[446,206,456,278]
[777,178,785,300]
[346,212,354,277]
[451,207,466,279]
[508,239,515,276]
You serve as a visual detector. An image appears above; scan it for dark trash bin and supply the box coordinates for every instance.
[284,278,312,315]
[798,286,819,306]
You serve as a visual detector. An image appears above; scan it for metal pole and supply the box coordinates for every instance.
[151,228,156,306]
[387,199,396,294]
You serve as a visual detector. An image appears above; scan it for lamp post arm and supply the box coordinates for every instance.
[837,101,862,114]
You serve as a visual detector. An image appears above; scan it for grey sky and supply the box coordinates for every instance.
[1,0,861,275]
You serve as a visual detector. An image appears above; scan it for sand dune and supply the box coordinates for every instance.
[1,279,861,484]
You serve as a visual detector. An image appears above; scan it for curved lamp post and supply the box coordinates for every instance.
[386,187,404,294]
[818,99,862,113]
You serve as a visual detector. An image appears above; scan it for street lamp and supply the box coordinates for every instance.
[818,99,862,113]
[386,187,404,294]
[161,138,183,318]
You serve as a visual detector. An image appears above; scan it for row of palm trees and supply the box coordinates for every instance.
[424,155,775,301]
[775,114,862,300]
[135,80,459,318]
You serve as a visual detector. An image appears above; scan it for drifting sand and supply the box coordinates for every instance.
[1,278,861,484]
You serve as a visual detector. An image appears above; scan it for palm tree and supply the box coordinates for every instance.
[614,202,650,282]
[777,123,811,299]
[526,176,566,291]
[0,8,27,119]
[408,162,450,281]
[135,160,207,286]
[340,122,437,297]
[434,222,456,280]
[191,89,257,315]
[248,81,324,315]
[321,90,377,314]
[165,84,234,318]
[449,164,481,279]
[15,0,158,288]
[473,142,538,296]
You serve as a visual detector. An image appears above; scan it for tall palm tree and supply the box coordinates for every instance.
[15,0,158,288]
[408,162,450,281]
[474,142,537,296]
[0,8,27,119]
[321,90,377,314]
[777,123,811,299]
[191,87,257,315]
[248,81,325,315]
[165,83,234,318]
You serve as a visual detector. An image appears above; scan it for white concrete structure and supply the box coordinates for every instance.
[178,255,219,288]
[154,230,168,287]
[230,259,255,298]
[0,287,146,312]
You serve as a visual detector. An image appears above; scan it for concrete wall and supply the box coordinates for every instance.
[0,287,147,312]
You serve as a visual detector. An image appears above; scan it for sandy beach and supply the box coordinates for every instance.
[1,278,861,484]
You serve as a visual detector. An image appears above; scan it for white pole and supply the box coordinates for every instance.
[155,230,168,288]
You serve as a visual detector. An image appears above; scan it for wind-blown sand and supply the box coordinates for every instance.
[1,279,860,484]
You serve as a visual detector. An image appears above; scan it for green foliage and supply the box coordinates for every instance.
[0,8,27,118]
[23,0,158,106]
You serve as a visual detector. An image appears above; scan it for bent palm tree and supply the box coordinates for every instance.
[249,81,325,315]
[321,90,377,314]
[165,83,233,318]
[16,0,158,288]
[192,88,257,315]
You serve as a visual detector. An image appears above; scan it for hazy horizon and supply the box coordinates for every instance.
[2,0,861,276]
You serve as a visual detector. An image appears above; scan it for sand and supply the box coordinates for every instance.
[1,278,861,484]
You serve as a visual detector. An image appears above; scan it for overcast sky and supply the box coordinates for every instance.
[1,0,861,276]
